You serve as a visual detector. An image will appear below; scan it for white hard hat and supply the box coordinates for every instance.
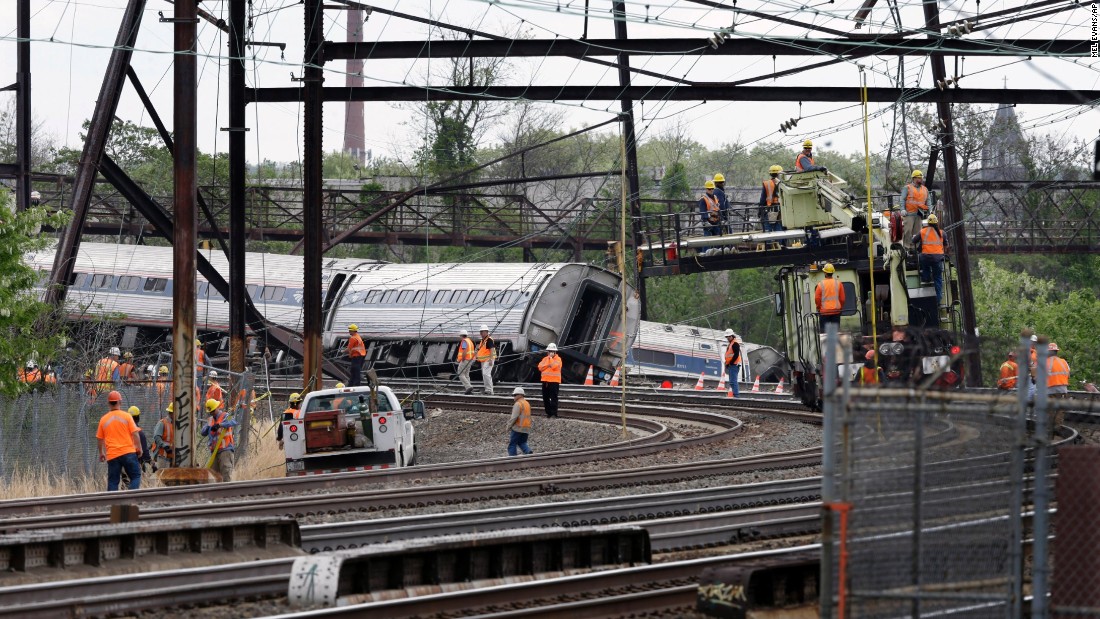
[109,347,120,356]
[546,343,558,351]
[512,387,525,396]
[479,324,490,331]
[460,329,469,336]
[1030,334,1038,342]
[723,329,734,337]
[147,365,154,373]
[209,370,219,379]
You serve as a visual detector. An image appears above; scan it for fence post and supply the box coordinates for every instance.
[1032,338,1052,619]
[1010,333,1030,618]
[820,322,839,619]
[911,400,925,617]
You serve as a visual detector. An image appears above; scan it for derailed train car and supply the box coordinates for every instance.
[628,321,789,385]
[27,243,638,384]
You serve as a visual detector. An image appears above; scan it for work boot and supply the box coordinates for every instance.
[464,388,473,395]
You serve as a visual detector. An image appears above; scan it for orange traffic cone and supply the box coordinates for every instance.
[727,387,735,399]
[583,365,595,386]
[751,377,761,393]
[775,377,785,394]
[693,372,706,390]
[609,366,621,387]
[716,371,727,392]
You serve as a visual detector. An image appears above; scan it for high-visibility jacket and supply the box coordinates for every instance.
[284,406,302,421]
[347,333,366,358]
[538,354,562,383]
[998,360,1018,390]
[920,226,944,255]
[724,340,741,366]
[456,337,475,362]
[206,383,224,409]
[700,194,720,224]
[17,368,41,383]
[94,358,119,390]
[195,347,207,374]
[153,417,175,459]
[44,372,57,384]
[512,399,532,431]
[795,153,815,172]
[904,183,929,214]
[815,278,845,316]
[859,366,880,385]
[476,337,496,362]
[763,178,779,206]
[206,410,235,451]
[118,363,134,382]
[1047,356,1070,388]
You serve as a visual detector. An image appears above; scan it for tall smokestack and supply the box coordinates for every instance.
[344,7,366,164]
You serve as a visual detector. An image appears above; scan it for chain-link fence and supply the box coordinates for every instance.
[820,328,1100,618]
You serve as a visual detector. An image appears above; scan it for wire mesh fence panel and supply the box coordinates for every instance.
[826,390,1027,618]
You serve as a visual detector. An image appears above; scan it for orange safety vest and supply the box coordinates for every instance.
[795,152,815,172]
[476,337,495,362]
[44,372,56,384]
[206,383,224,409]
[284,406,302,421]
[94,358,119,390]
[920,226,944,255]
[1047,356,1070,388]
[209,410,234,450]
[514,399,532,430]
[816,278,844,315]
[456,337,475,362]
[905,183,929,214]
[701,193,720,223]
[118,363,134,382]
[538,354,562,383]
[998,360,1018,390]
[347,333,366,358]
[763,178,779,206]
[859,366,880,385]
[154,419,175,458]
[17,368,41,383]
[195,347,207,373]
[724,340,741,366]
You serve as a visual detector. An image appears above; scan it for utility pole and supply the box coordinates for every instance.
[302,0,325,394]
[15,0,32,212]
[227,0,248,375]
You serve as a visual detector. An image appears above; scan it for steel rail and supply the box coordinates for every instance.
[461,584,699,619]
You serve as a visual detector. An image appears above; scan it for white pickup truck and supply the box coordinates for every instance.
[283,385,417,476]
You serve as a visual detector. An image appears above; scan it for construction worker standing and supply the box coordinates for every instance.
[901,170,932,249]
[152,403,175,470]
[506,387,533,456]
[698,180,722,244]
[795,140,826,173]
[476,324,497,396]
[713,172,730,234]
[195,339,208,387]
[758,165,783,232]
[456,329,476,394]
[815,263,846,332]
[17,361,42,384]
[95,391,142,491]
[120,406,152,487]
[914,214,947,306]
[537,343,562,418]
[723,329,742,397]
[155,365,170,409]
[118,352,136,383]
[346,324,366,386]
[201,398,237,481]
[94,347,122,394]
[997,351,1018,390]
[205,370,225,411]
[856,351,883,386]
[277,393,302,449]
[1046,343,1071,396]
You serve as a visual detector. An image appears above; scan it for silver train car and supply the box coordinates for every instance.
[28,243,638,384]
[628,321,789,386]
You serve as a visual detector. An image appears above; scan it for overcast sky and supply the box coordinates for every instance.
[1,0,1097,172]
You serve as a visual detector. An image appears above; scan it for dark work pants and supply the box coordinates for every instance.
[107,453,141,491]
[819,314,841,333]
[349,357,364,386]
[541,382,559,418]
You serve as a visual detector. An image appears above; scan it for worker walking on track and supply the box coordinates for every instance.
[476,325,497,396]
[901,170,932,249]
[723,329,742,397]
[152,403,175,471]
[815,263,846,332]
[914,214,947,307]
[997,351,1018,390]
[538,343,562,418]
[201,398,237,482]
[95,391,143,491]
[506,387,533,456]
[346,324,366,386]
[456,329,476,394]
[277,393,302,449]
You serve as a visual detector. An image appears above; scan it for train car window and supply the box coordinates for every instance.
[699,344,712,350]
[208,286,223,299]
[487,289,503,302]
[381,290,399,303]
[246,284,258,298]
[469,290,486,304]
[90,274,114,289]
[663,325,674,332]
[261,286,286,301]
[433,290,449,304]
[451,290,470,304]
[413,290,426,304]
[197,283,209,296]
[397,290,414,304]
[634,348,675,366]
[690,328,700,336]
[364,290,384,304]
[73,272,87,288]
[143,278,168,293]
[502,291,519,304]
[116,276,141,291]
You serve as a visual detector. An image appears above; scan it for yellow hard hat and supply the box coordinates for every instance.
[335,382,345,389]
[205,398,220,412]
[823,263,836,274]
[912,170,923,178]
[704,180,715,189]
[769,165,782,174]
[195,339,201,346]
[166,403,174,413]
[159,365,169,373]
[927,214,939,224]
[289,392,302,403]
[128,405,140,417]
[348,324,359,332]
[713,173,725,183]
[123,351,133,359]
[803,139,813,149]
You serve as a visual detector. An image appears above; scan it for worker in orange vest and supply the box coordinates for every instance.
[155,365,171,409]
[276,392,302,449]
[506,387,533,456]
[201,398,237,481]
[195,339,207,387]
[997,351,1018,390]
[856,350,883,386]
[346,324,366,386]
[1046,343,1070,396]
[723,329,742,397]
[901,170,932,248]
[914,214,947,306]
[815,263,846,333]
[205,370,225,411]
[698,180,722,252]
[118,352,136,383]
[476,324,498,396]
[758,165,784,233]
[456,329,476,394]
[152,403,175,471]
[94,347,122,393]
[95,391,142,491]
[795,140,826,173]
[17,361,42,384]
[537,343,562,418]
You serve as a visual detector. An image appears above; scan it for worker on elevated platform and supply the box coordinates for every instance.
[456,329,476,394]
[815,263,846,333]
[914,214,947,307]
[901,170,932,249]
[712,172,730,234]
[698,180,722,250]
[795,140,826,173]
[998,351,1018,390]
[759,165,784,233]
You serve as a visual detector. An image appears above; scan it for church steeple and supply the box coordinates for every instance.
[978,98,1028,181]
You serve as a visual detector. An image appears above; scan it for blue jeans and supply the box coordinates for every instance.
[920,255,944,305]
[107,452,141,491]
[508,430,531,456]
[728,364,740,396]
